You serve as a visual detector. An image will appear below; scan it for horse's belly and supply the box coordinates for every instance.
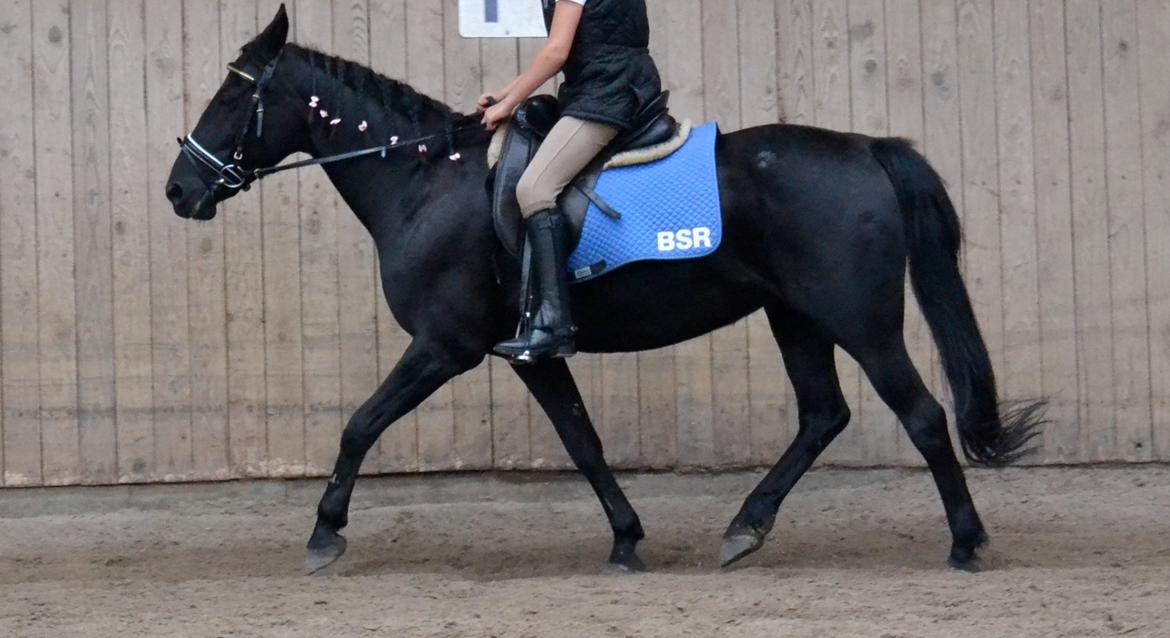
[569,257,767,353]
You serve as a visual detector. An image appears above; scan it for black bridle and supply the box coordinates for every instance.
[178,54,282,193]
[178,49,481,198]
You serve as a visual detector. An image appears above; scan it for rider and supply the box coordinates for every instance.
[480,0,663,363]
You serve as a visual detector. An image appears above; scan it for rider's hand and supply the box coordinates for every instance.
[477,89,509,112]
[481,98,515,132]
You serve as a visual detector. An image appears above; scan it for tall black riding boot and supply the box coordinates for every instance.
[494,208,577,363]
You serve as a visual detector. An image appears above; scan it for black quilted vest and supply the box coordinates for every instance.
[542,0,662,130]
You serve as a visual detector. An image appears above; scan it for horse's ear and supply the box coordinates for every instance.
[254,4,290,59]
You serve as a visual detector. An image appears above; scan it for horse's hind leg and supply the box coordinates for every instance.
[722,306,851,567]
[850,337,988,570]
[513,358,646,572]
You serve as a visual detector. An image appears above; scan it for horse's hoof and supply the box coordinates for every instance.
[304,533,347,575]
[720,532,764,568]
[947,555,982,573]
[603,554,646,575]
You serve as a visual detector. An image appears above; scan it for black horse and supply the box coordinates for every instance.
[166,7,1042,574]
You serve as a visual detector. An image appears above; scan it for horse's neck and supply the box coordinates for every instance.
[285,49,469,236]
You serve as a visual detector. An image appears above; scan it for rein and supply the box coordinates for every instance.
[178,50,480,195]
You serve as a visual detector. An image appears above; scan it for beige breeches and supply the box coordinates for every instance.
[516,116,618,217]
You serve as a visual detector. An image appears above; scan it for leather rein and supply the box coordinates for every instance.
[178,50,479,196]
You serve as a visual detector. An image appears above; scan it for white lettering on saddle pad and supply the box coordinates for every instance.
[657,227,714,252]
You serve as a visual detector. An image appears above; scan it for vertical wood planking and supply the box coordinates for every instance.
[920,0,964,439]
[635,0,678,469]
[993,0,1042,418]
[406,0,457,471]
[183,0,230,479]
[811,0,861,465]
[146,0,194,481]
[1065,0,1114,461]
[108,0,155,482]
[296,0,345,475]
[1139,0,1170,461]
[0,0,42,486]
[848,0,897,464]
[665,0,714,468]
[258,0,307,478]
[222,0,267,477]
[71,0,117,483]
[739,0,789,467]
[1101,0,1153,461]
[955,0,1005,444]
[703,0,750,468]
[367,0,418,473]
[481,36,531,470]
[885,0,930,466]
[444,0,494,470]
[334,0,384,477]
[1029,0,1079,462]
[33,0,81,485]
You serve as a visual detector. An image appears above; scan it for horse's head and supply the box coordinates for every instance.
[166,5,299,220]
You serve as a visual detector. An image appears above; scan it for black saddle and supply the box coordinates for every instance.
[490,92,679,260]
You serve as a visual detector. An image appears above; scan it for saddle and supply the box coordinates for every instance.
[489,92,681,259]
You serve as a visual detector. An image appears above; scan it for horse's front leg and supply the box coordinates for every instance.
[305,339,478,573]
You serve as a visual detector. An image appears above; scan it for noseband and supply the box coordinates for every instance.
[177,53,282,194]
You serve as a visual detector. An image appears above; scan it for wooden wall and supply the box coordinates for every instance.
[0,0,1167,487]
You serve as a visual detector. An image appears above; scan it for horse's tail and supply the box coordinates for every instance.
[869,137,1044,466]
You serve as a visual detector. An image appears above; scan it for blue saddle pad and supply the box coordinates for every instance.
[567,122,722,283]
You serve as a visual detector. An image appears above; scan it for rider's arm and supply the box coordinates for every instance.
[479,1,584,127]
[506,2,583,105]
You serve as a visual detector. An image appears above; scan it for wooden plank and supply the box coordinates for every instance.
[811,0,860,466]
[920,0,963,408]
[0,0,42,486]
[406,0,457,471]
[1138,0,1170,460]
[740,0,787,468]
[442,0,494,470]
[367,0,418,473]
[108,0,155,483]
[1028,0,1079,462]
[146,0,193,481]
[220,1,267,477]
[703,0,750,467]
[776,0,814,126]
[848,0,897,465]
[182,0,229,480]
[1101,0,1153,461]
[71,0,117,483]
[955,0,1005,444]
[332,0,384,477]
[256,0,307,479]
[885,0,929,466]
[634,0,678,470]
[32,0,80,485]
[663,0,713,468]
[1065,0,1114,462]
[295,0,344,476]
[992,0,1042,428]
[1028,1,1083,463]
